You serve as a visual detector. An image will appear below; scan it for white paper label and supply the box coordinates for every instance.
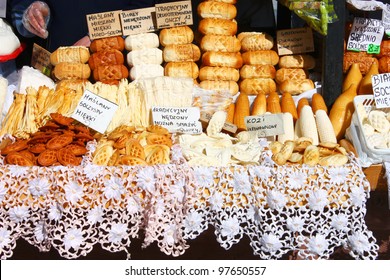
[72,90,118,133]
[347,17,384,52]
[152,106,202,134]
[372,73,390,108]
[383,4,390,36]
[0,0,6,18]
[121,7,156,35]
[245,114,284,137]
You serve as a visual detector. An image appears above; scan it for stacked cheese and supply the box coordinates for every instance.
[197,0,242,96]
[159,25,200,81]
[89,36,128,85]
[238,32,278,95]
[125,32,164,81]
[277,54,316,95]
[51,46,91,82]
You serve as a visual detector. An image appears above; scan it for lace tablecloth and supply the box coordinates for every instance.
[0,145,379,260]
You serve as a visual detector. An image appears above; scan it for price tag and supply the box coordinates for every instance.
[120,7,156,36]
[155,0,193,29]
[30,43,52,77]
[245,114,284,137]
[347,17,384,52]
[152,106,202,134]
[372,73,390,108]
[86,10,123,40]
[72,90,118,134]
[383,4,390,36]
[200,111,237,134]
[367,43,381,54]
[0,0,6,18]
[276,27,314,55]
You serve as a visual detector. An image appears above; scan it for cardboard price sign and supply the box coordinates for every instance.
[155,0,193,29]
[152,106,202,134]
[72,90,118,134]
[121,7,156,35]
[347,17,384,53]
[245,114,284,137]
[30,43,52,77]
[372,73,390,108]
[276,27,314,55]
[87,10,122,40]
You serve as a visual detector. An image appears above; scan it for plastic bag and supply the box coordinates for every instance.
[280,1,338,36]
[22,1,50,39]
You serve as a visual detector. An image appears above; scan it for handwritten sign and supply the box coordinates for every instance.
[152,106,202,134]
[245,114,284,137]
[121,7,156,36]
[155,0,193,29]
[86,10,122,40]
[72,90,118,133]
[200,111,237,134]
[383,4,390,36]
[372,73,390,108]
[347,17,384,53]
[30,43,52,77]
[276,27,314,55]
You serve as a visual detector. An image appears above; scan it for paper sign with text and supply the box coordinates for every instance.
[155,0,193,29]
[245,114,284,137]
[87,10,122,40]
[347,17,384,53]
[152,106,202,134]
[383,4,390,36]
[200,111,237,134]
[277,27,314,55]
[372,73,390,108]
[31,43,52,77]
[121,7,156,36]
[0,0,6,18]
[72,90,118,134]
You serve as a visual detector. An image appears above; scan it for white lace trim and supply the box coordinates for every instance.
[0,147,379,259]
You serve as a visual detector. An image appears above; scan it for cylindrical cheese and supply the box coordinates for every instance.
[197,1,237,20]
[200,34,241,52]
[159,26,194,46]
[88,49,124,70]
[53,62,91,80]
[199,80,239,96]
[199,66,239,81]
[240,33,274,51]
[202,51,243,69]
[125,32,159,51]
[279,79,315,95]
[242,50,279,65]
[127,48,163,66]
[93,64,129,81]
[130,64,164,80]
[275,68,307,84]
[239,78,276,95]
[50,46,90,65]
[278,54,316,69]
[90,36,125,52]
[164,62,199,79]
[240,64,276,79]
[198,18,237,36]
[163,43,201,62]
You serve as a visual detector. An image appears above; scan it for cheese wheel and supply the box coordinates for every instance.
[197,1,237,20]
[242,50,279,65]
[199,66,239,82]
[127,48,163,66]
[200,34,241,52]
[198,18,237,36]
[159,26,194,46]
[199,80,239,96]
[202,51,243,69]
[125,32,159,51]
[130,64,164,80]
[163,43,201,62]
[164,62,199,79]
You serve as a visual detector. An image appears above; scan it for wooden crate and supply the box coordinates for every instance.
[363,164,387,191]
